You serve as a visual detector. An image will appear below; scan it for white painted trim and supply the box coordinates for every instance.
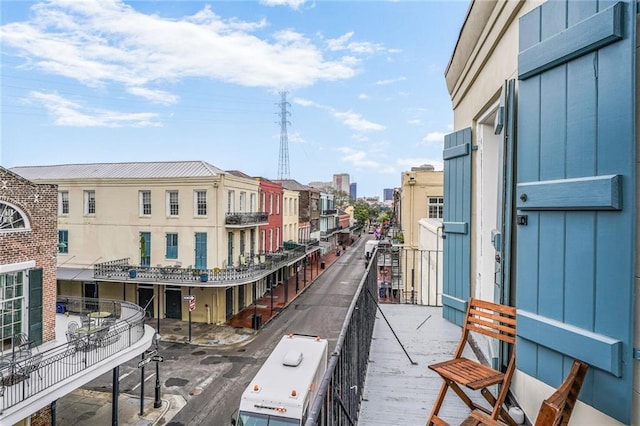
[0,260,36,274]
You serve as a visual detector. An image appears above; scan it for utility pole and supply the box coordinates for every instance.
[277,91,291,180]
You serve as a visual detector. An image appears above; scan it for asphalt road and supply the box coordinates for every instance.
[81,237,369,426]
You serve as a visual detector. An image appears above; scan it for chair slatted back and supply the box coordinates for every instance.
[455,299,516,359]
[534,360,589,426]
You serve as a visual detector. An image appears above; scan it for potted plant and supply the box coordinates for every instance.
[200,272,208,282]
[129,269,137,278]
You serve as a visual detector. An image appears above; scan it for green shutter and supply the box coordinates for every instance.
[28,268,43,346]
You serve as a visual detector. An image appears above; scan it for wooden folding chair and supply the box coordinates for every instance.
[462,359,589,426]
[427,298,517,426]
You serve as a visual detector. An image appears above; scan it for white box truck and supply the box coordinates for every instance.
[232,334,329,426]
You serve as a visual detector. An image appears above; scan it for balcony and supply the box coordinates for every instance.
[320,226,341,237]
[224,212,268,227]
[0,297,153,424]
[321,209,337,216]
[93,245,314,286]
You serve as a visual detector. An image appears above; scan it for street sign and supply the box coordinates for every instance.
[183,295,195,301]
[151,355,164,362]
[188,299,196,312]
[145,349,158,357]
[138,357,151,368]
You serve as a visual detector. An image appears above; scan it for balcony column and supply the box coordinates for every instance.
[112,366,119,426]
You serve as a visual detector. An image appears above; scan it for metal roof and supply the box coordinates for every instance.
[10,161,225,180]
[274,179,309,191]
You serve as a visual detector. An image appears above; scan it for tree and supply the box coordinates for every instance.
[353,200,371,225]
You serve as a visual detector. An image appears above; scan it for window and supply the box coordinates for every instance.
[139,190,151,216]
[167,191,179,216]
[59,191,69,215]
[269,194,273,214]
[269,229,273,252]
[166,233,178,259]
[239,192,246,213]
[228,191,235,213]
[276,228,280,248]
[261,193,266,212]
[240,230,246,255]
[58,230,68,254]
[0,271,24,350]
[195,190,207,216]
[276,195,280,214]
[250,193,256,213]
[84,190,96,215]
[0,202,27,231]
[428,197,444,219]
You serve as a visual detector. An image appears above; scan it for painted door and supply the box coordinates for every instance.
[195,232,207,270]
[83,281,98,312]
[138,286,154,319]
[140,232,150,267]
[492,80,517,308]
[225,287,234,320]
[442,127,472,326]
[165,287,182,319]
[516,1,635,423]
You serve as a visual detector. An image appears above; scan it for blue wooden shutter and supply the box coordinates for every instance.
[195,232,207,269]
[442,127,472,326]
[516,1,635,423]
[28,268,43,346]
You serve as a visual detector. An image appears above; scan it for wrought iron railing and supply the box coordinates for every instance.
[320,227,340,237]
[224,212,268,226]
[321,209,337,216]
[94,246,309,285]
[305,249,378,425]
[0,297,147,413]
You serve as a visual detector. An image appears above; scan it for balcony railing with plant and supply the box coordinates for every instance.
[94,242,314,285]
[224,212,269,226]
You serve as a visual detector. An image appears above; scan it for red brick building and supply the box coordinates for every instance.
[0,166,57,347]
[256,178,283,253]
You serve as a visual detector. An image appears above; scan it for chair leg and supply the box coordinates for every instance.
[480,388,517,426]
[427,380,450,426]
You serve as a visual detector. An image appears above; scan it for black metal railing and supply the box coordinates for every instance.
[321,209,337,216]
[225,212,268,226]
[0,297,147,412]
[94,246,310,285]
[320,227,340,237]
[306,250,378,425]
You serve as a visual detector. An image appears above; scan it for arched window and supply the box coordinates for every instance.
[0,202,29,231]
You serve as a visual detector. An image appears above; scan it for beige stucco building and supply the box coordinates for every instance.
[398,166,443,304]
[12,161,309,326]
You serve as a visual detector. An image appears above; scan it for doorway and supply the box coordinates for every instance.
[165,286,182,319]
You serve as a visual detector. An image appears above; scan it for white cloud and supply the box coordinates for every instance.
[127,87,179,105]
[421,131,446,145]
[293,97,384,132]
[30,91,161,127]
[0,0,365,94]
[358,93,369,100]
[407,119,421,125]
[326,32,387,55]
[260,0,306,10]
[376,76,407,86]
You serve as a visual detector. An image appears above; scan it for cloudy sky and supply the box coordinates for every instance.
[1,0,469,197]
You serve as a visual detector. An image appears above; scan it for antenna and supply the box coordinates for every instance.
[277,91,291,180]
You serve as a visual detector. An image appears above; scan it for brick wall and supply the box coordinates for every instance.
[0,167,58,344]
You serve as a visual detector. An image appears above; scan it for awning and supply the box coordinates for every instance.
[57,267,95,282]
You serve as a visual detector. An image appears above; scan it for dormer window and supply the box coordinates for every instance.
[0,202,28,231]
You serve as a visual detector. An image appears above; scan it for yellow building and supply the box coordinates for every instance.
[398,165,443,303]
[12,161,309,326]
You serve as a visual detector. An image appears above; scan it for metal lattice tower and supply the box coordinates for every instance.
[277,91,291,180]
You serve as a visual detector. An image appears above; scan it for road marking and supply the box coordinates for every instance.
[119,371,133,381]
[130,372,156,392]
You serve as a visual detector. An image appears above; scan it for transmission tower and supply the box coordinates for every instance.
[277,91,291,180]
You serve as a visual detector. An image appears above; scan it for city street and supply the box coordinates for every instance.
[58,237,369,425]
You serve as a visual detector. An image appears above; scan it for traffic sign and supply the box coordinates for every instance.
[145,349,158,357]
[151,355,164,362]
[188,299,196,312]
[183,295,195,301]
[138,357,151,368]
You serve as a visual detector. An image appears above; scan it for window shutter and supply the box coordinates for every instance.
[28,268,43,346]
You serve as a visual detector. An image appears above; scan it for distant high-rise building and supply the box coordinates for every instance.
[350,182,357,200]
[383,188,394,201]
[333,173,350,194]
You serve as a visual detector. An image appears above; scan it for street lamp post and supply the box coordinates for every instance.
[153,332,162,408]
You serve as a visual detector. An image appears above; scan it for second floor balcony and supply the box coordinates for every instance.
[321,209,337,216]
[0,297,153,424]
[225,212,268,227]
